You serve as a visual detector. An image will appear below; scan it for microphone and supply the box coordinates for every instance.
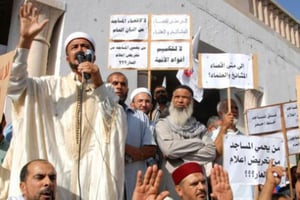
[76,51,93,80]
[84,50,95,80]
[76,51,85,63]
[85,49,94,62]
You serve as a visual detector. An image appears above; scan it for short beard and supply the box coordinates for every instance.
[69,63,78,71]
[169,101,193,126]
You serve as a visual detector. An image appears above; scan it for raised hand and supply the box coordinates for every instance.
[18,2,49,48]
[132,165,169,200]
[257,159,285,200]
[210,164,233,200]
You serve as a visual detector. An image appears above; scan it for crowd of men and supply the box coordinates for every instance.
[0,1,300,200]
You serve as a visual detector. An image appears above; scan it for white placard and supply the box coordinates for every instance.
[150,41,190,69]
[110,15,148,40]
[283,101,298,128]
[201,53,254,89]
[247,105,282,135]
[224,135,286,186]
[108,42,148,69]
[108,14,192,70]
[151,15,190,40]
[288,129,300,154]
[270,130,300,155]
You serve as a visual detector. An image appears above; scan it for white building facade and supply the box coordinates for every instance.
[2,0,300,125]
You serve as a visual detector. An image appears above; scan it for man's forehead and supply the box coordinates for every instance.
[110,74,125,80]
[28,161,56,174]
[173,88,191,96]
[67,38,92,47]
[135,92,151,99]
[155,87,166,92]
[183,172,205,183]
[221,100,237,109]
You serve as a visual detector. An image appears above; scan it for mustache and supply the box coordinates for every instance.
[195,189,206,197]
[39,187,54,199]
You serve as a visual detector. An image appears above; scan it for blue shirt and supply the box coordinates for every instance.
[0,137,9,164]
[124,105,156,199]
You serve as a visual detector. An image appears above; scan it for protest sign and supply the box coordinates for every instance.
[223,135,285,186]
[0,51,15,121]
[108,14,192,70]
[198,53,258,89]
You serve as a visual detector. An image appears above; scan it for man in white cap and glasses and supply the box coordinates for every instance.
[130,87,153,115]
[2,2,127,200]
[130,87,161,167]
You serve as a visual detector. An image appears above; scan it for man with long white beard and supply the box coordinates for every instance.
[155,85,216,200]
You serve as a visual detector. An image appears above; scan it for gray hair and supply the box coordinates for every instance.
[206,115,220,127]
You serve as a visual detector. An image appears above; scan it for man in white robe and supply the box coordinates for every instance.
[2,2,127,200]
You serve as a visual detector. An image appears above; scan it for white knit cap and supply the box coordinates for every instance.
[130,87,152,102]
[64,32,96,51]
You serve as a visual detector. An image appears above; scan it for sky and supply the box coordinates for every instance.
[275,0,300,21]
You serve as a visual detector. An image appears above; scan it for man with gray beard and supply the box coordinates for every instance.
[155,85,216,200]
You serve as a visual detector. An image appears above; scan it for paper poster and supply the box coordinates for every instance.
[0,51,15,121]
[224,135,286,186]
[199,53,255,89]
[108,14,191,70]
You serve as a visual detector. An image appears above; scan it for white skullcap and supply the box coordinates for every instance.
[130,87,152,102]
[64,32,96,51]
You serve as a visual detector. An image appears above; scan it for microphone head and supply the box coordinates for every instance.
[75,50,92,80]
[76,51,86,63]
[85,49,95,62]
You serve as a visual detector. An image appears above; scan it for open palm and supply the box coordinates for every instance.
[19,2,49,42]
[132,165,169,200]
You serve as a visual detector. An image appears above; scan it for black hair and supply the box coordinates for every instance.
[271,193,290,200]
[20,159,49,182]
[173,85,193,97]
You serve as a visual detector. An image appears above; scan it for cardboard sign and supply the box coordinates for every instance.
[0,51,15,121]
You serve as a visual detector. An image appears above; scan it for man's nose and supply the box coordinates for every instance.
[43,176,53,186]
[197,182,206,190]
[177,97,184,103]
[116,83,123,88]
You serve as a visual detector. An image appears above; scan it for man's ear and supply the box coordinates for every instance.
[130,101,134,108]
[20,182,26,195]
[66,55,71,63]
[217,111,222,118]
[175,185,183,197]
